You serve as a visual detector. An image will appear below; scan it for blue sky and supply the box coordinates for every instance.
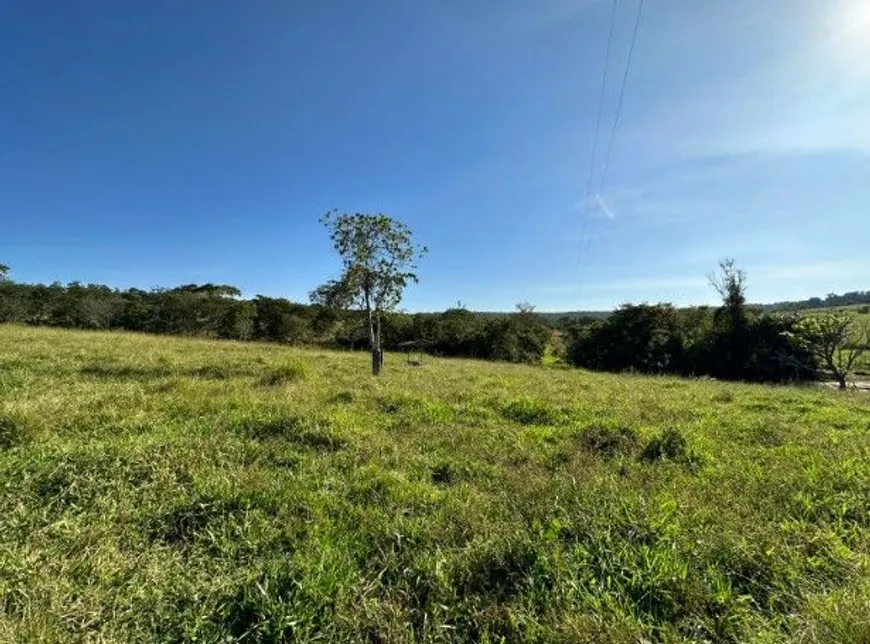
[2,0,868,311]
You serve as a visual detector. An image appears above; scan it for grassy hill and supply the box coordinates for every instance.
[1,325,869,642]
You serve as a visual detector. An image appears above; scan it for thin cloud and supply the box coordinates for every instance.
[575,193,617,220]
[594,193,616,220]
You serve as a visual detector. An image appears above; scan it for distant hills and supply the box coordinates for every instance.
[475,290,870,321]
[755,290,870,312]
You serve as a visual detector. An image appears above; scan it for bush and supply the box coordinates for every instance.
[483,316,551,364]
[567,304,689,375]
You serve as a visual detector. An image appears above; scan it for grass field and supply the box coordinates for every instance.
[2,325,870,642]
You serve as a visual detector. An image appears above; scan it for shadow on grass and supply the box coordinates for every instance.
[80,362,173,380]
[81,361,263,382]
[239,415,346,452]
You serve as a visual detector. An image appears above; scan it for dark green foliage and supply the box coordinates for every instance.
[0,260,851,378]
[567,262,821,383]
[794,313,870,389]
[0,274,556,364]
[482,306,552,364]
[568,304,689,374]
[695,313,818,382]
[252,297,310,343]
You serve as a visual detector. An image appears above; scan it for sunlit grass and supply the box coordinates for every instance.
[1,324,869,642]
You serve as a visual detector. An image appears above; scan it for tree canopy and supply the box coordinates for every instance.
[313,211,426,375]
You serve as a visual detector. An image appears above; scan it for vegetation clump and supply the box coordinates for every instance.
[259,361,309,386]
[502,396,565,426]
[640,428,703,467]
[579,423,640,458]
[0,412,30,449]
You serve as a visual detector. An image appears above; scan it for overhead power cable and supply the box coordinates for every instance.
[577,0,618,279]
[583,0,619,203]
[578,0,646,288]
[597,0,645,195]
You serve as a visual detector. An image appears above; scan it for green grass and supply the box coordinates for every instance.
[1,325,870,642]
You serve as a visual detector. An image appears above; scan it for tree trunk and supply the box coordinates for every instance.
[837,374,847,390]
[372,310,383,375]
[366,291,379,376]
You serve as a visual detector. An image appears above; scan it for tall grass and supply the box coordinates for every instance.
[1,325,869,642]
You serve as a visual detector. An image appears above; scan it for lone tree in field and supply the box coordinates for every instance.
[796,312,870,390]
[0,264,9,282]
[312,210,426,375]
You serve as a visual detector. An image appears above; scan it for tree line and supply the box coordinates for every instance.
[760,290,870,312]
[0,267,551,364]
[2,208,867,387]
[565,260,869,389]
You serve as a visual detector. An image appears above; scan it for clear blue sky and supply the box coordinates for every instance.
[2,0,868,311]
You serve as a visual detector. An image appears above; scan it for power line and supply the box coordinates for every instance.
[597,0,645,195]
[579,0,646,293]
[578,0,618,277]
[583,0,619,203]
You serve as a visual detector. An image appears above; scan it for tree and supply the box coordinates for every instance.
[704,259,753,380]
[313,210,426,375]
[483,304,551,364]
[567,303,687,374]
[795,313,870,390]
[708,258,748,324]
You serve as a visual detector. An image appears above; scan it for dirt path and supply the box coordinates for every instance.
[822,381,870,392]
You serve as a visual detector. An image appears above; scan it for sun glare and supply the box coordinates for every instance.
[829,0,870,71]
